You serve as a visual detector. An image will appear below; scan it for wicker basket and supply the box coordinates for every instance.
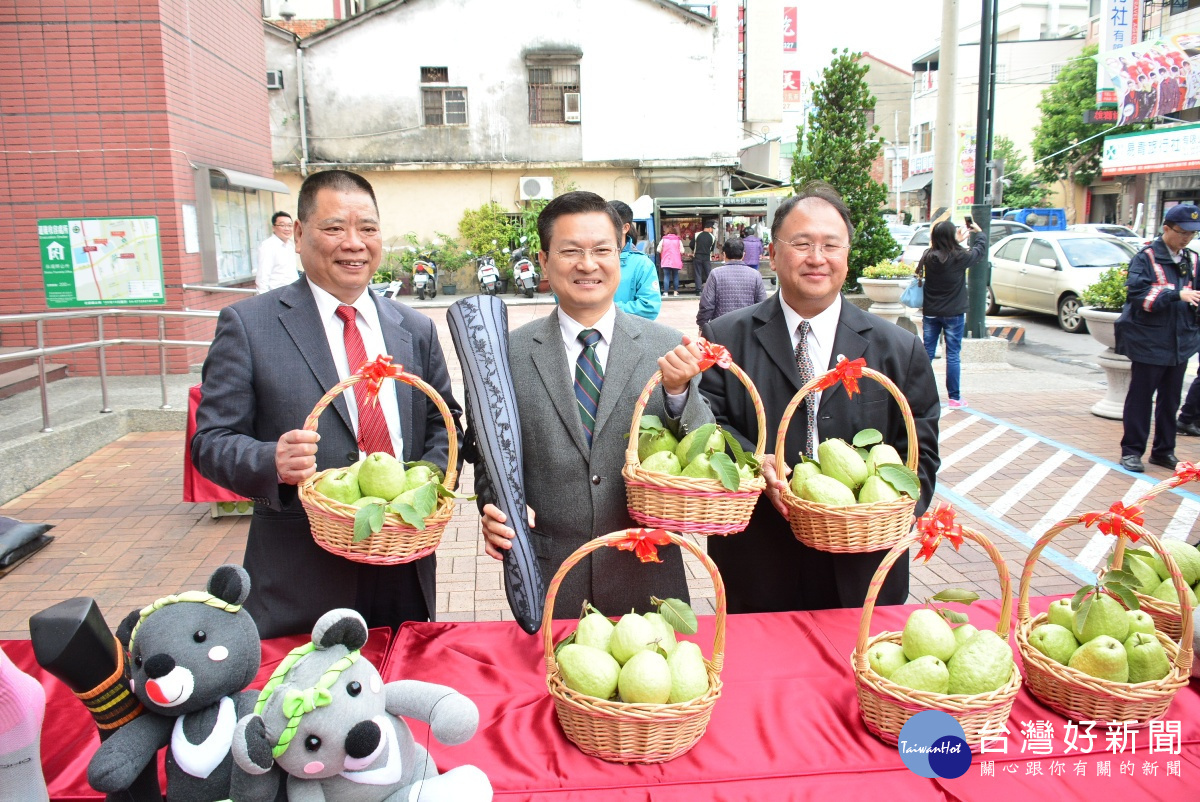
[623,362,767,536]
[1015,515,1194,726]
[297,365,458,565]
[542,530,725,763]
[1120,474,1200,639]
[776,366,919,553]
[852,521,1022,752]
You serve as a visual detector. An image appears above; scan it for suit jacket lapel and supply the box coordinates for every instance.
[279,279,353,434]
[530,310,590,458]
[375,295,416,460]
[593,311,641,443]
[754,298,803,393]
[820,297,871,412]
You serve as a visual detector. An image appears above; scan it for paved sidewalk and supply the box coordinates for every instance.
[1,296,1195,640]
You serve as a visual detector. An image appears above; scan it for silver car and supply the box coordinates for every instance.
[900,220,1033,265]
[987,232,1137,333]
[1067,223,1149,247]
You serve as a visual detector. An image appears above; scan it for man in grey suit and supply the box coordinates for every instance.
[700,182,940,613]
[477,191,714,617]
[192,170,461,639]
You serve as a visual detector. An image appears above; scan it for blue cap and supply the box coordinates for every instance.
[1165,204,1200,231]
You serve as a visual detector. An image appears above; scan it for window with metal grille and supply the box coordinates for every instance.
[421,66,449,83]
[528,65,580,124]
[423,88,467,126]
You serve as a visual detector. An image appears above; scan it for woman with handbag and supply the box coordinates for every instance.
[916,219,986,409]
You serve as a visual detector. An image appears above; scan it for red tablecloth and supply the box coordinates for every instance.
[384,598,1200,801]
[5,627,392,801]
[182,384,246,504]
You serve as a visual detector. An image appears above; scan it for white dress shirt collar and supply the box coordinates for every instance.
[309,282,382,334]
[558,305,616,351]
[779,293,842,367]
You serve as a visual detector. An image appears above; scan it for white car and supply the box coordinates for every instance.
[1067,224,1149,247]
[887,224,914,248]
[987,231,1138,333]
[899,220,1034,265]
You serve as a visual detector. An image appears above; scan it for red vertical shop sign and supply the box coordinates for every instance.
[783,7,797,52]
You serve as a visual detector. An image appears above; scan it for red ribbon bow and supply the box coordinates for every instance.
[915,503,963,562]
[815,357,867,398]
[695,338,733,372]
[356,355,405,405]
[1080,501,1145,542]
[613,528,673,563]
[1170,461,1200,488]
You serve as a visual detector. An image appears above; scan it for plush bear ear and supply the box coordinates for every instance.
[312,609,368,651]
[115,609,141,651]
[208,564,251,606]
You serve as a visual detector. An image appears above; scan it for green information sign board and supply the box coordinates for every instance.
[39,216,165,308]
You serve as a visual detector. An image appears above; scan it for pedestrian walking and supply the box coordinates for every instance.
[917,219,986,409]
[657,226,683,296]
[691,221,715,294]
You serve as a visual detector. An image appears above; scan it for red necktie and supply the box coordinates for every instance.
[335,305,394,456]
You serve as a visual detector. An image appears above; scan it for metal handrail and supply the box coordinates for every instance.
[0,308,220,432]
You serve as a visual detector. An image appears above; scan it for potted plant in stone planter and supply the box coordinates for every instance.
[858,259,915,325]
[1079,264,1128,420]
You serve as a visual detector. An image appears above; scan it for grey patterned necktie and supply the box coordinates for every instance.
[794,321,817,458]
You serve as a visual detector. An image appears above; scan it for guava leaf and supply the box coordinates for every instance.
[855,447,869,460]
[686,423,719,464]
[353,503,385,543]
[1104,582,1140,611]
[410,481,439,518]
[721,429,750,466]
[853,428,884,447]
[1103,569,1138,587]
[939,609,970,624]
[740,452,761,473]
[554,632,576,657]
[387,501,427,531]
[932,588,980,605]
[585,602,604,618]
[1124,548,1155,562]
[877,464,920,499]
[1070,584,1095,611]
[710,452,740,491]
[404,460,445,483]
[653,596,698,635]
[798,453,819,467]
[639,414,665,432]
[435,483,476,500]
[1074,594,1094,632]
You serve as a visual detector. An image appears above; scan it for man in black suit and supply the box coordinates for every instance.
[192,170,461,639]
[699,182,940,613]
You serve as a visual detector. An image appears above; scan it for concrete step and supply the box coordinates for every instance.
[0,346,34,376]
[0,362,69,401]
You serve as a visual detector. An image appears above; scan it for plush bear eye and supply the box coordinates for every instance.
[193,630,207,643]
[133,653,143,668]
[305,735,321,751]
[347,681,362,697]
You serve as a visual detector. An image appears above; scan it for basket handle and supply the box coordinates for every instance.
[302,366,459,491]
[853,521,1013,672]
[540,531,727,677]
[1134,462,1200,507]
[1016,517,1194,675]
[775,365,919,493]
[623,360,767,469]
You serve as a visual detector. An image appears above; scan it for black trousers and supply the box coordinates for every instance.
[355,560,429,631]
[1179,356,1200,424]
[1122,360,1188,459]
[693,259,711,292]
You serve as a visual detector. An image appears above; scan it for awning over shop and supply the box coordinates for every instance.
[899,172,934,193]
[210,167,291,195]
[730,168,783,193]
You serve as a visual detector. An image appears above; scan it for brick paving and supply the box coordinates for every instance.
[2,295,1196,640]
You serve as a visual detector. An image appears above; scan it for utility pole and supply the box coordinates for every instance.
[894,110,902,219]
[931,0,958,218]
[967,0,997,339]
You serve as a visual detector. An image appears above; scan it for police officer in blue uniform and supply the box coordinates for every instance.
[1115,204,1200,472]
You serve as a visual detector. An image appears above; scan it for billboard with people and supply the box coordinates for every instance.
[1102,34,1200,124]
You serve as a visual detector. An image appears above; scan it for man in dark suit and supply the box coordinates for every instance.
[192,170,461,639]
[699,182,940,613]
[477,191,714,616]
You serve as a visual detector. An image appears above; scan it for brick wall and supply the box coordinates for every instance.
[0,0,273,375]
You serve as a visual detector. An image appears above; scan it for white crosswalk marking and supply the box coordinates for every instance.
[986,450,1072,518]
[939,414,979,442]
[939,424,1008,471]
[953,436,1038,496]
[1163,499,1200,541]
[1030,463,1111,565]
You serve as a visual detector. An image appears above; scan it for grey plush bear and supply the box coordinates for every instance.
[86,564,280,802]
[234,608,492,802]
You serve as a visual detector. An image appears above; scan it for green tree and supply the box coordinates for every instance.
[790,49,899,286]
[458,202,515,260]
[992,136,1049,208]
[1033,44,1142,217]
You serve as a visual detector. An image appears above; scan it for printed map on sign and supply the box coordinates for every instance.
[39,216,165,308]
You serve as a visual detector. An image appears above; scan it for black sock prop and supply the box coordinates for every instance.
[447,296,545,634]
[29,597,163,802]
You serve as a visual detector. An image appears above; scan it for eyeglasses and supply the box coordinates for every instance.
[553,246,617,263]
[777,240,850,258]
[1169,225,1197,239]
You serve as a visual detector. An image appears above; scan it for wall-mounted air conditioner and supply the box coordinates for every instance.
[520,176,555,201]
[266,70,284,90]
[564,92,581,123]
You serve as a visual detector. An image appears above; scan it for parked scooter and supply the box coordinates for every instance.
[511,239,538,299]
[412,254,438,301]
[476,254,500,296]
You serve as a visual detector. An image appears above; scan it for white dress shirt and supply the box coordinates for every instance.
[779,293,843,445]
[557,306,687,416]
[256,234,300,293]
[309,282,405,459]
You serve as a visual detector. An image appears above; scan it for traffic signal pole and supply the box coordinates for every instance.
[967,0,997,339]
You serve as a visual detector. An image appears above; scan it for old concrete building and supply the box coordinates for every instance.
[263,0,741,238]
